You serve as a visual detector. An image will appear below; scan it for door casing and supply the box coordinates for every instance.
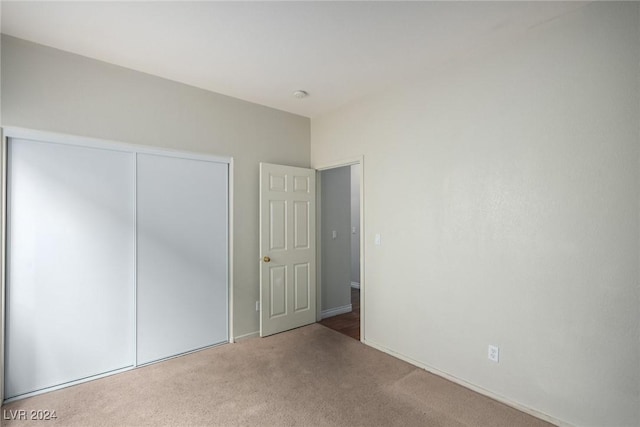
[314,156,364,341]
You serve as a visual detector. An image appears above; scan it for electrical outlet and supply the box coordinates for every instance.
[255,301,260,312]
[488,345,500,363]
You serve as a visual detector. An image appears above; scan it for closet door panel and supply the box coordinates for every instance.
[5,138,135,399]
[136,154,228,365]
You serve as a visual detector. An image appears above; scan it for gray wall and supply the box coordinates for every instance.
[350,164,360,285]
[0,35,310,340]
[311,2,639,426]
[320,166,351,314]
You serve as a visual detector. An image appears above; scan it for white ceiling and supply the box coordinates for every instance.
[1,1,589,118]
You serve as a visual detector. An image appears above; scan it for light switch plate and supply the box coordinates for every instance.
[488,345,500,363]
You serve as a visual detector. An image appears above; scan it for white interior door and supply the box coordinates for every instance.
[260,163,316,337]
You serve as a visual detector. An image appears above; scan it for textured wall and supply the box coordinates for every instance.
[312,3,639,425]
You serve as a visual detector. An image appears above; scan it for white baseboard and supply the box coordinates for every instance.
[361,339,569,427]
[233,331,259,342]
[321,304,352,319]
[350,281,360,289]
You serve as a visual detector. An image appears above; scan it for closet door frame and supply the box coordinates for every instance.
[0,127,234,403]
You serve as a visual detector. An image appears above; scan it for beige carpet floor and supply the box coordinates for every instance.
[1,324,552,427]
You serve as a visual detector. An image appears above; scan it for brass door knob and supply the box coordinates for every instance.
[263,256,271,263]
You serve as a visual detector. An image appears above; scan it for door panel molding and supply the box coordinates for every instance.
[260,163,316,337]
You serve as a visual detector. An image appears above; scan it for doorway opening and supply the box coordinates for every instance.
[317,162,362,341]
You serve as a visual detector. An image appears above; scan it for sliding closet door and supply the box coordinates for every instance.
[5,138,135,399]
[136,154,228,365]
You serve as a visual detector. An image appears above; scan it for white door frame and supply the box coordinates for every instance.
[314,156,364,341]
[0,127,235,401]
